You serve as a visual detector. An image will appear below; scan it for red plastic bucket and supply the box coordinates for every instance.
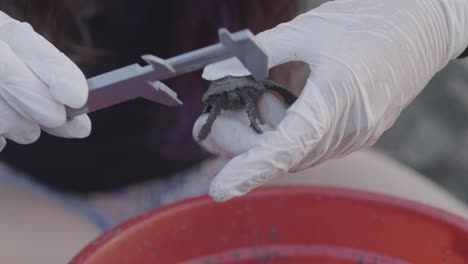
[70,186,468,263]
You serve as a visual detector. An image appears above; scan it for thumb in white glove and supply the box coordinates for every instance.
[0,11,91,151]
[194,0,468,202]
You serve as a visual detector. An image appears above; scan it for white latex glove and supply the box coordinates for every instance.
[193,0,468,202]
[0,12,90,151]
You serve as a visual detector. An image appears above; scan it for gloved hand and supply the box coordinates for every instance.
[0,11,90,151]
[193,0,468,202]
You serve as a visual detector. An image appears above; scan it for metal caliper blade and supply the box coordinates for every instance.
[66,28,268,118]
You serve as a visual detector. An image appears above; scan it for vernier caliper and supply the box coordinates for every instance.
[66,28,269,118]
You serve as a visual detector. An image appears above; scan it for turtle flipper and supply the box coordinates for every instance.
[261,80,298,106]
[198,101,223,142]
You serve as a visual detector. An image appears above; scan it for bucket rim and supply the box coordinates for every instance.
[70,186,468,263]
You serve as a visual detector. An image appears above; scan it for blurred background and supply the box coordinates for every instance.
[375,60,468,203]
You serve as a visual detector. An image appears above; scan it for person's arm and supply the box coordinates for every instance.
[0,11,90,151]
[193,0,468,202]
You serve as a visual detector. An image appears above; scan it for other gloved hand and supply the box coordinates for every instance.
[0,11,90,151]
[193,0,468,202]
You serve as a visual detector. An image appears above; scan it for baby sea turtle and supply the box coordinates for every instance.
[197,75,297,142]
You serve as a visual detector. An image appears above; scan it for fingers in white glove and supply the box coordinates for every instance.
[194,87,325,202]
[0,41,65,128]
[44,114,92,139]
[0,12,92,142]
[209,113,317,202]
[202,13,342,82]
[193,92,287,158]
[258,92,288,127]
[3,118,40,144]
[197,0,468,202]
[0,16,88,108]
[194,111,273,158]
